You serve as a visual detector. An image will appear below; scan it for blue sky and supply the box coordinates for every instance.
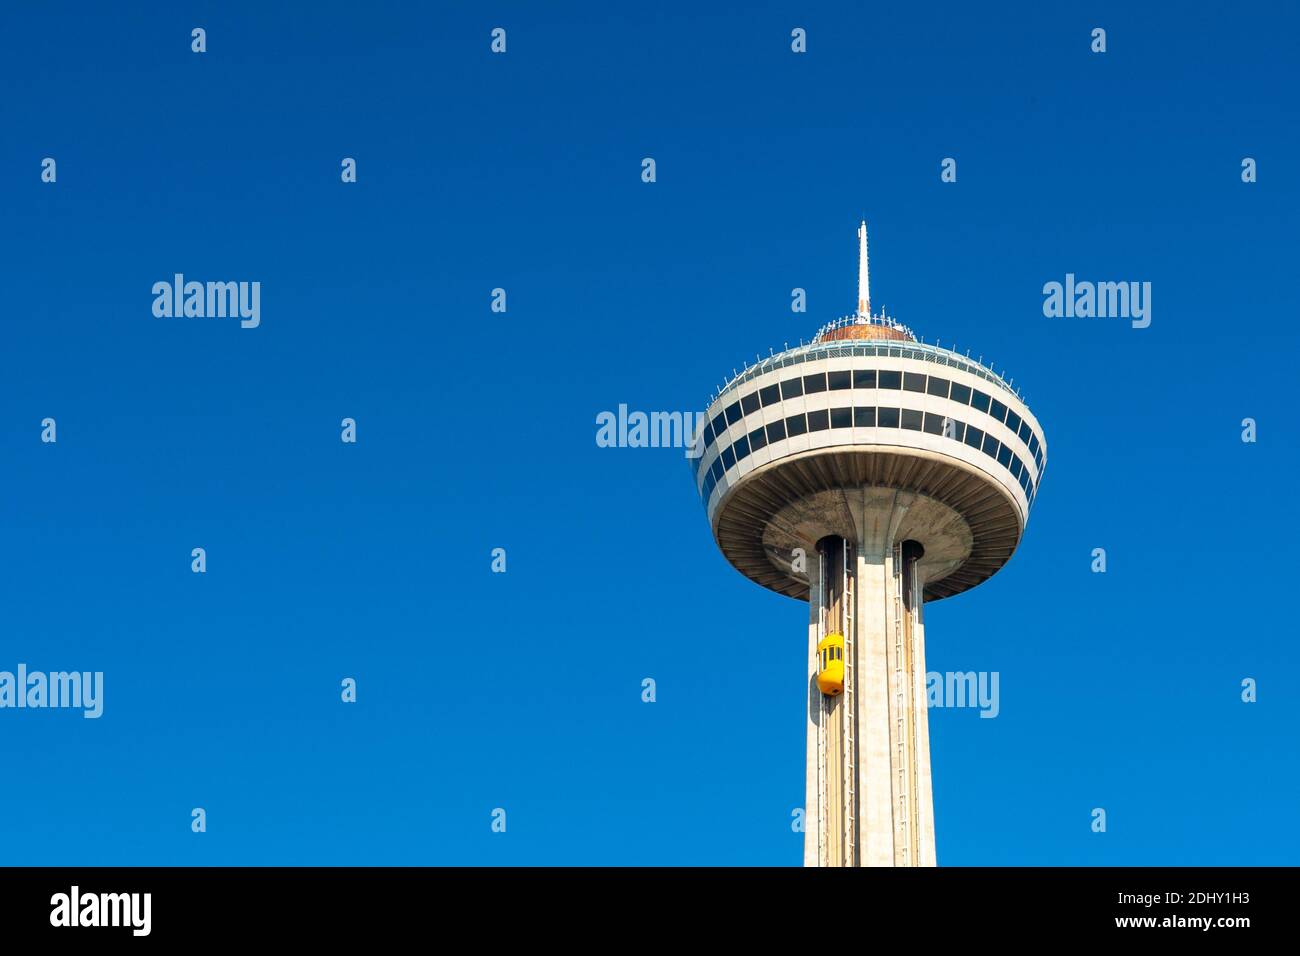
[1,1,1296,865]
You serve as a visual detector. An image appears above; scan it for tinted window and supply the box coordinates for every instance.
[923,412,945,436]
[879,370,902,390]
[1028,433,1040,456]
[990,399,1008,423]
[781,377,804,399]
[828,370,851,390]
[803,373,827,394]
[766,419,787,443]
[725,402,742,425]
[996,444,1012,467]
[1018,420,1031,444]
[711,458,724,481]
[830,407,852,429]
[949,382,972,405]
[760,383,781,407]
[749,425,768,452]
[741,392,761,415]
[903,372,926,393]
[853,369,877,389]
[711,412,727,437]
[734,435,751,461]
[722,447,736,469]
[964,425,984,449]
[982,433,999,458]
[878,407,900,428]
[786,414,808,437]
[1010,457,1023,479]
[702,420,716,448]
[854,406,876,427]
[926,377,950,399]
[901,408,923,431]
[1005,410,1022,434]
[807,409,830,431]
[971,390,991,413]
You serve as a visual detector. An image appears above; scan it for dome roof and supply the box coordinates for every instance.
[815,316,916,344]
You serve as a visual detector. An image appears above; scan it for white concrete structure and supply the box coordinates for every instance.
[691,223,1047,866]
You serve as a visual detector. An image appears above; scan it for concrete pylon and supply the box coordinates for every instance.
[804,488,937,867]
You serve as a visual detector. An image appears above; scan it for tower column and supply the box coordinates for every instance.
[803,489,937,866]
[819,537,847,866]
[803,550,822,867]
[908,559,937,866]
[854,537,895,866]
[805,539,850,866]
[891,539,933,866]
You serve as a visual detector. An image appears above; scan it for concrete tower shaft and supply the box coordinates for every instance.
[803,497,936,866]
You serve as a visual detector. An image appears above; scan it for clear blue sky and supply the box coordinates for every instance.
[1,2,1296,865]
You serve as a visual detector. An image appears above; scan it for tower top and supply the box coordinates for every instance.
[857,220,870,318]
[813,220,915,344]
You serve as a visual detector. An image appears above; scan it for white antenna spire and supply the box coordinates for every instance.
[857,220,871,318]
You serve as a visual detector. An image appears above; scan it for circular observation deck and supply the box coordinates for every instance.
[691,338,1047,602]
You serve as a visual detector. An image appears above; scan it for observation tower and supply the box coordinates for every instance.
[690,222,1047,866]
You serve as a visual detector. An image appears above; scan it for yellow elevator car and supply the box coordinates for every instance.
[816,633,845,696]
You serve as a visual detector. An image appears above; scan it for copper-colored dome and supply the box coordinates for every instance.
[817,323,915,344]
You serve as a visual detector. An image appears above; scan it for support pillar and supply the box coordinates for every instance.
[803,490,937,867]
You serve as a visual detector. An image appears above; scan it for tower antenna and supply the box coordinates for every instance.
[857,220,871,319]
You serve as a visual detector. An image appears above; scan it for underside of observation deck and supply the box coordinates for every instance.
[711,448,1023,602]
